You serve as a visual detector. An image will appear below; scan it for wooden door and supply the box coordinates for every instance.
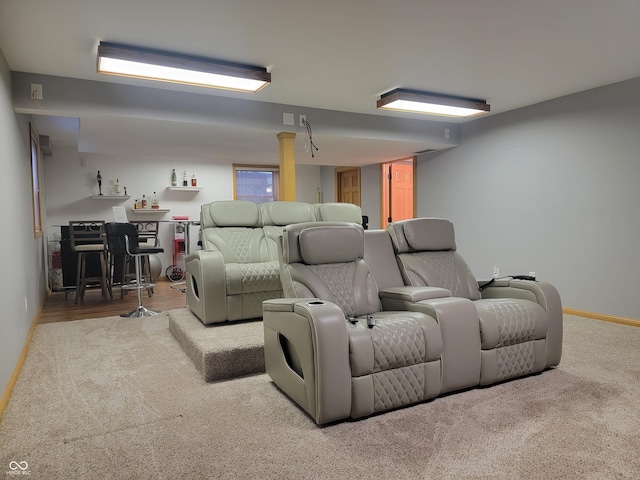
[381,159,414,226]
[335,167,361,206]
[391,163,413,221]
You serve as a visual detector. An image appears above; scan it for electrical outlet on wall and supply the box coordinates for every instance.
[299,114,307,126]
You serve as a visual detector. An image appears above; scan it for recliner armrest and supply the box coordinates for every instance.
[481,279,563,367]
[185,250,227,324]
[481,279,558,311]
[379,286,451,302]
[263,298,351,425]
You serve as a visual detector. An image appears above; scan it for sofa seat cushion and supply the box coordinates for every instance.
[476,298,548,384]
[348,312,442,376]
[348,312,442,418]
[475,298,548,350]
[225,261,281,294]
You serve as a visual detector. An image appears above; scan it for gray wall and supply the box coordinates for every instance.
[0,49,48,398]
[417,77,640,319]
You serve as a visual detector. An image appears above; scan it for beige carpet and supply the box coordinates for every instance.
[1,314,639,479]
[168,308,265,382]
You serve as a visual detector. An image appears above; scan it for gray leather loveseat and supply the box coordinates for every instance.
[263,219,562,424]
[185,200,362,324]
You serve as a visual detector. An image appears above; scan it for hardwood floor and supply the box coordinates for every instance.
[39,278,188,324]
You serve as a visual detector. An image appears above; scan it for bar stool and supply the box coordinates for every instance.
[105,222,164,317]
[108,221,159,299]
[69,220,112,304]
[132,221,160,295]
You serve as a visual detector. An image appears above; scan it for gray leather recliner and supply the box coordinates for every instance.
[263,222,443,424]
[386,218,562,385]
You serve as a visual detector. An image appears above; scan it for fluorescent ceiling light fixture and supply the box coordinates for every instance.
[377,89,490,118]
[97,42,271,93]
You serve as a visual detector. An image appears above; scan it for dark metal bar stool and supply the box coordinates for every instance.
[132,221,160,295]
[105,222,164,317]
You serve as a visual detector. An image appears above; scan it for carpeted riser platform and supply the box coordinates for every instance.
[168,308,265,382]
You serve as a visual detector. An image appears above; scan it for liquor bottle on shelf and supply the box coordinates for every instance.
[151,192,159,209]
[134,198,140,209]
[182,171,188,187]
[191,174,197,187]
[141,194,148,209]
[171,169,177,186]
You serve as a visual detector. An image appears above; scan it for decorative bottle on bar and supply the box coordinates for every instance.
[97,170,102,195]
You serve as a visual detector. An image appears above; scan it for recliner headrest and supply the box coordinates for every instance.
[260,201,316,226]
[389,218,456,253]
[282,222,364,265]
[200,200,261,228]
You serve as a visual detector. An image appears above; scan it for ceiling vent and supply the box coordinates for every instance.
[39,135,53,156]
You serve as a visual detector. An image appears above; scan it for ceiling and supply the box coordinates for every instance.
[2,0,640,166]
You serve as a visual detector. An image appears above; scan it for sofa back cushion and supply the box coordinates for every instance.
[314,202,362,223]
[203,228,271,263]
[280,222,380,317]
[260,201,317,226]
[388,218,481,300]
[200,200,269,263]
[363,229,405,291]
[201,200,261,228]
[261,202,317,260]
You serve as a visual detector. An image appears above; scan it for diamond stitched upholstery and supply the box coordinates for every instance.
[368,317,426,372]
[372,365,426,412]
[411,251,462,296]
[308,263,357,317]
[226,262,282,294]
[496,342,535,381]
[218,229,263,263]
[478,300,539,348]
